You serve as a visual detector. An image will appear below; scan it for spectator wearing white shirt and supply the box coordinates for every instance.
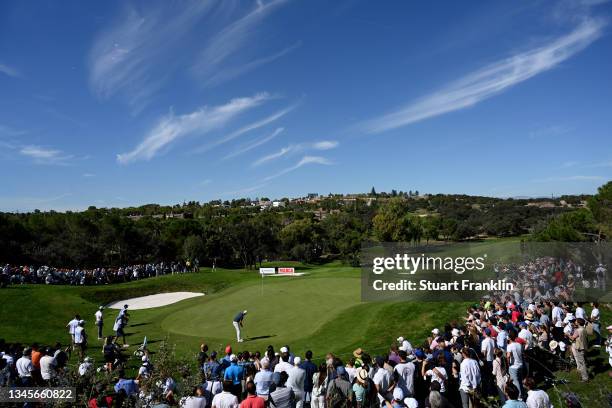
[212,381,239,408]
[182,385,207,408]
[66,315,80,344]
[39,348,57,385]
[373,356,391,404]
[287,357,306,408]
[507,331,525,401]
[74,320,87,360]
[16,348,34,386]
[590,302,601,347]
[394,350,415,397]
[78,357,93,376]
[481,328,496,396]
[95,306,104,340]
[459,348,481,408]
[523,377,552,408]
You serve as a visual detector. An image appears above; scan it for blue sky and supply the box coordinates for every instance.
[0,0,611,211]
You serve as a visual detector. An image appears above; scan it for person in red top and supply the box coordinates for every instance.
[240,381,265,408]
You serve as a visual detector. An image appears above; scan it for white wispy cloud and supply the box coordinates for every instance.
[312,140,339,150]
[89,1,215,112]
[358,19,605,134]
[117,92,271,164]
[82,173,96,178]
[253,139,339,166]
[194,0,289,83]
[532,175,606,183]
[253,145,294,166]
[194,103,295,153]
[204,41,301,87]
[20,145,74,165]
[223,127,284,160]
[263,155,332,181]
[0,63,21,78]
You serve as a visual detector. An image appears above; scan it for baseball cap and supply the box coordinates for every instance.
[294,357,301,365]
[397,336,404,343]
[451,328,460,337]
[280,346,288,353]
[431,328,440,335]
[230,354,237,362]
[393,388,404,401]
[243,310,248,314]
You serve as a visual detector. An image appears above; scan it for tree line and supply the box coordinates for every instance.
[0,182,608,268]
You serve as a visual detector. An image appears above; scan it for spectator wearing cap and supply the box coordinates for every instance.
[274,349,292,374]
[353,348,364,368]
[385,387,404,408]
[240,381,265,408]
[254,360,274,399]
[212,381,239,408]
[224,354,244,397]
[287,357,306,408]
[569,318,589,382]
[137,355,152,380]
[78,356,93,376]
[430,328,441,349]
[326,366,353,407]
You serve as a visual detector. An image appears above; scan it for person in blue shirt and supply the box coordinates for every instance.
[233,310,247,342]
[224,354,244,397]
[114,370,139,396]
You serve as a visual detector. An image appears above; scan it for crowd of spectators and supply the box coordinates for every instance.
[493,256,607,302]
[0,260,199,286]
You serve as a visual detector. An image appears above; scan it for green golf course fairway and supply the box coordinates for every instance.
[163,275,361,342]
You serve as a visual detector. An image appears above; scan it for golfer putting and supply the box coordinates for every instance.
[232,310,247,342]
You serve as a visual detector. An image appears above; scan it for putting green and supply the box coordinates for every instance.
[162,275,361,346]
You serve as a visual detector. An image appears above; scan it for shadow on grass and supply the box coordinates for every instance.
[130,322,150,328]
[247,335,276,340]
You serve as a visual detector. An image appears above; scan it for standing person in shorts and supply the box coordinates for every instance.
[233,310,248,343]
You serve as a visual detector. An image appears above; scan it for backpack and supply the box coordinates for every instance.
[585,322,594,336]
[327,379,351,408]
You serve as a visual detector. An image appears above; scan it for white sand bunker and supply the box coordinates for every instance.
[107,292,204,310]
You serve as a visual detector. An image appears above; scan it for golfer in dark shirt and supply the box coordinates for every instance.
[233,310,247,342]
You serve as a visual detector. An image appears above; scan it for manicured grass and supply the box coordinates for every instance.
[1,241,610,407]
